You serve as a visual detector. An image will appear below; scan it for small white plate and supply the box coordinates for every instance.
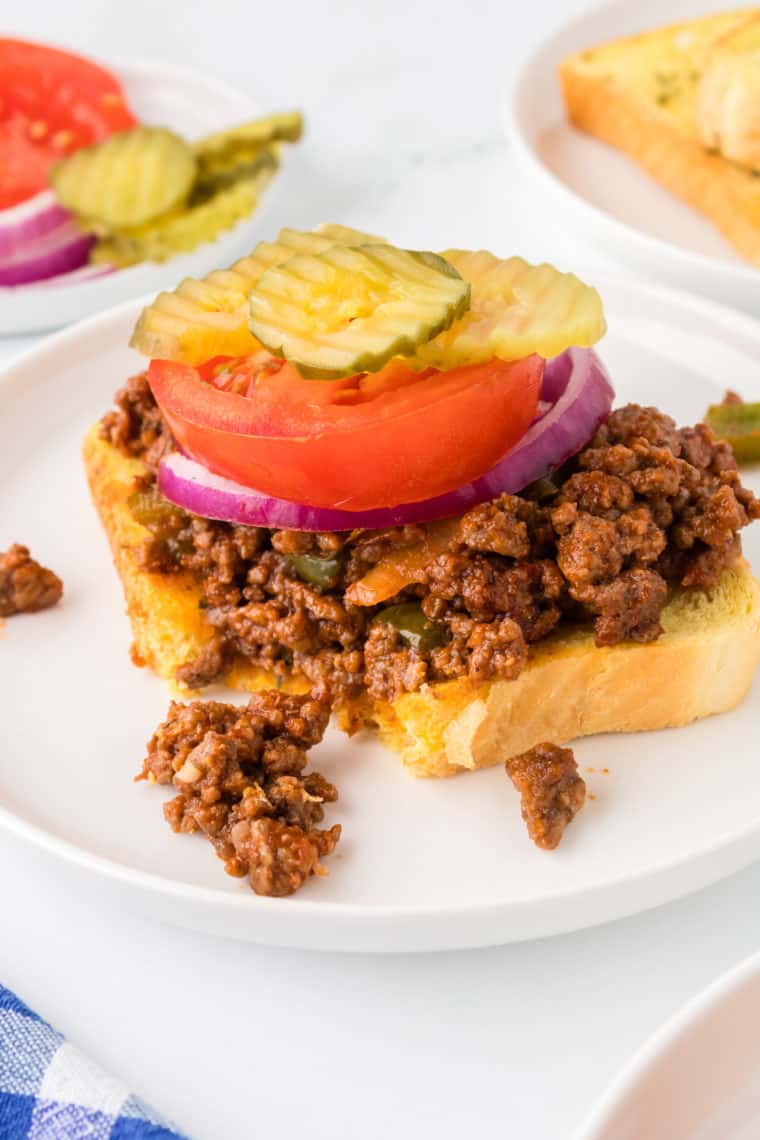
[575,952,760,1139]
[504,0,760,314]
[0,58,283,335]
[0,275,759,952]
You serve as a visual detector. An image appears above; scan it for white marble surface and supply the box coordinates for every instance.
[3,1,760,1137]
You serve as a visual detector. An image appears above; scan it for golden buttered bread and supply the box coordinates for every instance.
[84,424,760,778]
[560,11,760,264]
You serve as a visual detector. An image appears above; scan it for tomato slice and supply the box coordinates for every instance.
[148,353,543,511]
[0,39,137,209]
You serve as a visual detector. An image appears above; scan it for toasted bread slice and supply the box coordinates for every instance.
[560,11,760,265]
[84,426,760,777]
[83,423,309,698]
[372,564,760,775]
[698,15,760,169]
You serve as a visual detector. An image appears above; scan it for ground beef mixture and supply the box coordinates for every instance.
[103,380,760,704]
[506,742,586,850]
[140,690,339,896]
[0,544,63,617]
[101,372,173,474]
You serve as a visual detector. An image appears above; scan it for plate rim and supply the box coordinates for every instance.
[502,0,760,287]
[572,950,760,1138]
[2,275,760,949]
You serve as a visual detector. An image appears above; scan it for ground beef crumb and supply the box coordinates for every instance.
[141,691,339,897]
[506,742,586,850]
[0,544,63,617]
[101,372,172,473]
[581,568,667,646]
[174,637,230,689]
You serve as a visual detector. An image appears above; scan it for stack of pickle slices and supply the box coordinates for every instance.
[129,222,607,378]
[49,111,302,267]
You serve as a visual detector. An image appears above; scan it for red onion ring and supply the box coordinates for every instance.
[0,218,95,286]
[0,190,71,258]
[158,347,614,531]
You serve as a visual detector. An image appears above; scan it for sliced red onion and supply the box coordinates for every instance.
[0,191,71,257]
[0,219,95,286]
[542,348,574,403]
[464,345,614,499]
[158,347,614,531]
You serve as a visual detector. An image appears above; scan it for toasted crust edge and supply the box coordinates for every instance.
[84,425,760,778]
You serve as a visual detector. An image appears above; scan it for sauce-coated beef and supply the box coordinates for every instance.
[104,383,760,704]
[141,691,339,897]
[0,544,62,617]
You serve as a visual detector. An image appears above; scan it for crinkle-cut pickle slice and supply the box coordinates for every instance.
[410,250,607,368]
[50,126,197,230]
[91,175,264,268]
[129,223,386,363]
[194,111,303,165]
[193,143,279,195]
[248,244,471,379]
[705,399,760,463]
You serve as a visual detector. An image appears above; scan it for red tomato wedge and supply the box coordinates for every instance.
[0,39,137,209]
[148,353,543,511]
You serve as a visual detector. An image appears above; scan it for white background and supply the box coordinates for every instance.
[3,1,760,1137]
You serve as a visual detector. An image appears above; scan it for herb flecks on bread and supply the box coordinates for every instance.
[561,10,760,264]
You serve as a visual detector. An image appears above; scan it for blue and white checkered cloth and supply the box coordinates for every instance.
[0,984,188,1139]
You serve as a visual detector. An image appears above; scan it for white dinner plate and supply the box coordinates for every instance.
[575,951,760,1139]
[1,275,759,953]
[504,0,760,314]
[0,58,283,335]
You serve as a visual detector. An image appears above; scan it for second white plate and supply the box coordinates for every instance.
[575,951,760,1139]
[504,0,760,314]
[0,275,759,952]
